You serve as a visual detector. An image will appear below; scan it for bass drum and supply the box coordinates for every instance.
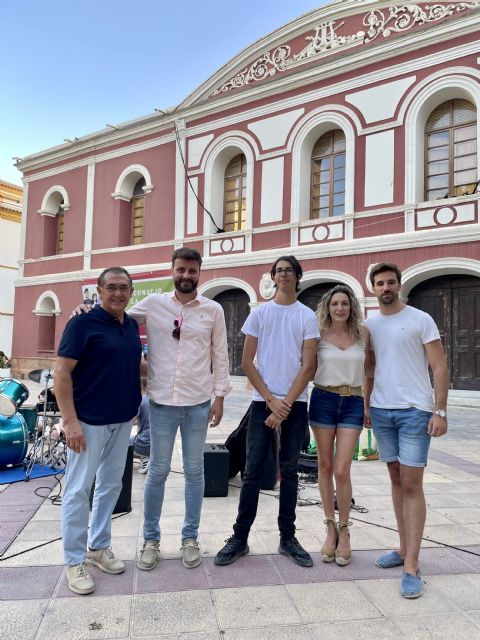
[0,413,28,467]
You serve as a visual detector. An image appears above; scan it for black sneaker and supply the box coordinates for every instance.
[214,535,249,566]
[279,537,313,567]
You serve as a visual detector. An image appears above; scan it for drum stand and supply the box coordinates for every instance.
[25,372,66,481]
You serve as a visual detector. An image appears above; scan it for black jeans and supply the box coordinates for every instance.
[233,400,307,542]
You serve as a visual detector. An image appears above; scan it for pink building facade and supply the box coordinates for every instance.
[13,0,480,399]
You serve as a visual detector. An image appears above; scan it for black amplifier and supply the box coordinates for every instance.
[204,443,229,497]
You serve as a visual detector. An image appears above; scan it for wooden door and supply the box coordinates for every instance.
[408,276,480,390]
[214,289,250,375]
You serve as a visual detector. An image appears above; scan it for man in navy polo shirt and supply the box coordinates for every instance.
[55,266,142,595]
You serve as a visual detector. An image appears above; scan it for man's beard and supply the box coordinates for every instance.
[175,279,197,294]
[379,292,398,305]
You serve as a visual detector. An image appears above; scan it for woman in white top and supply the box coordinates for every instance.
[308,285,370,566]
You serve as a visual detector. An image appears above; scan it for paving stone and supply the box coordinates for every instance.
[310,618,405,639]
[133,591,217,635]
[213,585,301,629]
[271,551,355,583]
[357,577,456,616]
[392,612,480,638]
[16,519,62,541]
[36,595,131,640]
[287,581,382,622]
[205,554,282,589]
[427,574,480,610]
[0,565,62,599]
[0,599,48,640]
[136,557,209,593]
[414,546,475,575]
[224,625,317,640]
[0,538,64,566]
[56,560,135,597]
[422,524,480,546]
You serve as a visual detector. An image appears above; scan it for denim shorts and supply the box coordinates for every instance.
[370,407,432,468]
[309,387,364,430]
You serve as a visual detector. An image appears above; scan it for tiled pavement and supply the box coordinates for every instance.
[1,378,480,639]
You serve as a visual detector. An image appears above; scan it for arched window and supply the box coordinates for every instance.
[131,177,146,245]
[425,99,477,201]
[34,292,60,352]
[223,154,246,232]
[310,130,346,219]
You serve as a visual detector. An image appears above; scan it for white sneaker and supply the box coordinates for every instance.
[66,562,95,595]
[86,546,125,574]
[138,456,150,474]
[181,538,202,568]
[137,540,160,570]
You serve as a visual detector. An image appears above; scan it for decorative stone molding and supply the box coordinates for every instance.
[33,290,61,316]
[415,202,477,229]
[198,277,257,304]
[112,164,153,201]
[259,273,275,300]
[294,21,364,61]
[38,185,70,216]
[363,2,480,42]
[212,46,290,95]
[211,2,480,95]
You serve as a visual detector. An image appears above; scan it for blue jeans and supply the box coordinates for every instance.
[233,401,308,542]
[61,420,131,565]
[143,399,211,541]
[370,407,432,467]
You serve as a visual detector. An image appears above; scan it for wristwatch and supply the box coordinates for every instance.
[434,409,447,418]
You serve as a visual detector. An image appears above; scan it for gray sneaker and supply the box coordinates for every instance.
[181,538,201,568]
[136,540,160,571]
[86,546,125,574]
[66,562,95,595]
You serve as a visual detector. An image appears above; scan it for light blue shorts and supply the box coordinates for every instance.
[370,407,432,468]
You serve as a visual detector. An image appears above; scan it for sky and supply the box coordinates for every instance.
[2,0,328,186]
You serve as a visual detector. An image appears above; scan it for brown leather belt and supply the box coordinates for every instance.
[315,384,363,397]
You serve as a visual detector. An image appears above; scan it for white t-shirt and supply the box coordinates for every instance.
[242,300,320,403]
[366,305,440,412]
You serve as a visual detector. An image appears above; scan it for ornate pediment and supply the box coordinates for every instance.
[210,2,480,97]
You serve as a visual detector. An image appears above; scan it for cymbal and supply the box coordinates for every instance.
[28,369,54,386]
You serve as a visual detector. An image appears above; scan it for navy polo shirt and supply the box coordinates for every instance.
[58,306,142,425]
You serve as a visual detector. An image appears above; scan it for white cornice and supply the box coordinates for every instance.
[16,220,480,288]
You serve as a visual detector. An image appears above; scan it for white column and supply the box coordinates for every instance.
[174,119,186,244]
[18,180,29,278]
[83,162,95,270]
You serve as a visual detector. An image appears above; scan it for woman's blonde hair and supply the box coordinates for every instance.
[316,284,363,341]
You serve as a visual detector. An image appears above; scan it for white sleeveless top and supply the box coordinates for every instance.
[313,339,365,387]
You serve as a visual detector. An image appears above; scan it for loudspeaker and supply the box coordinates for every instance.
[89,444,134,514]
[204,443,229,497]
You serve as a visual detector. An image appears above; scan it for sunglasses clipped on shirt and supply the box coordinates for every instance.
[172,315,183,340]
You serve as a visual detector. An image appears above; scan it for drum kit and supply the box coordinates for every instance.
[0,369,66,480]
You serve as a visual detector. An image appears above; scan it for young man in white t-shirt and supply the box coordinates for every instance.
[215,256,319,567]
[365,262,449,599]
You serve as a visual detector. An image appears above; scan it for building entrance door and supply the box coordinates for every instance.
[214,289,250,376]
[408,275,480,391]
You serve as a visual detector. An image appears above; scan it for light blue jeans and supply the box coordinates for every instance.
[143,399,211,541]
[61,420,132,565]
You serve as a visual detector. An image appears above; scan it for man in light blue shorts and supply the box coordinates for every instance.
[365,262,449,599]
